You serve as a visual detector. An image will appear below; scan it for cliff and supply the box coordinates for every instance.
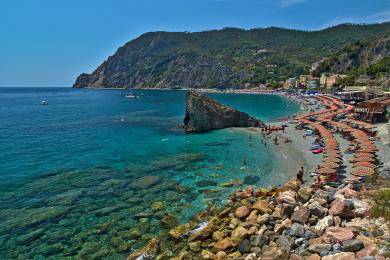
[316,36,390,75]
[183,91,263,133]
[73,23,390,89]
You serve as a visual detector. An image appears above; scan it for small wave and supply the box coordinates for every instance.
[188,221,208,235]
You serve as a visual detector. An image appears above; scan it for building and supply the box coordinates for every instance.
[320,73,329,87]
[307,79,319,89]
[319,73,348,88]
[299,75,311,86]
[336,86,385,102]
[284,78,298,89]
[355,96,390,123]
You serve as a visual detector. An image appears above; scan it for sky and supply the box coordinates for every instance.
[1,0,390,87]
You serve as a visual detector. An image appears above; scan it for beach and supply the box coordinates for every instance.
[128,93,390,260]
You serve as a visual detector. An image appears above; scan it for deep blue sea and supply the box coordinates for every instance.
[0,88,299,258]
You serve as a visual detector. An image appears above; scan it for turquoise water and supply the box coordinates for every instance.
[0,88,299,258]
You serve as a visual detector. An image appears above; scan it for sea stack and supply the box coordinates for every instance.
[183,91,264,133]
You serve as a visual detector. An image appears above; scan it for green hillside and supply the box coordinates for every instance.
[74,22,390,89]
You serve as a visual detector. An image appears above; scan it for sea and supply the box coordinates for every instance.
[0,87,300,258]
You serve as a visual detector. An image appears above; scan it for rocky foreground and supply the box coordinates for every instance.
[128,177,390,260]
[183,91,263,133]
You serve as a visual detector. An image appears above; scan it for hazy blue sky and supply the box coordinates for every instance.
[1,0,390,87]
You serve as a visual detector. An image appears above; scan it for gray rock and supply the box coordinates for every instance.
[252,247,262,256]
[184,91,263,133]
[308,244,332,254]
[304,230,317,239]
[332,243,343,253]
[342,239,364,252]
[264,230,279,242]
[294,244,308,255]
[239,239,252,254]
[250,235,269,248]
[290,223,305,237]
[276,235,294,251]
[294,238,307,247]
[320,251,329,257]
[362,256,376,260]
[308,201,327,217]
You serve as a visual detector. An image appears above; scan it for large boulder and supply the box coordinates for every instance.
[291,207,310,224]
[297,187,312,203]
[342,239,364,252]
[214,238,233,251]
[351,199,372,217]
[322,227,354,243]
[235,206,250,219]
[183,91,263,133]
[307,243,332,254]
[308,201,327,218]
[335,185,357,198]
[231,227,248,244]
[277,191,297,205]
[252,199,271,214]
[315,215,334,232]
[329,199,354,219]
[290,223,305,237]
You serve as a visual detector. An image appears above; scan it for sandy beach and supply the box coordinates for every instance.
[245,95,325,185]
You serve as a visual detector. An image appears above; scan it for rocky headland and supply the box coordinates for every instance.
[183,91,264,133]
[72,23,390,89]
[128,177,390,260]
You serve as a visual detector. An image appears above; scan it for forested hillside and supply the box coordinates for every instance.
[74,22,390,89]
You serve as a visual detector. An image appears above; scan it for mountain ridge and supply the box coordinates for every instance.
[73,22,390,89]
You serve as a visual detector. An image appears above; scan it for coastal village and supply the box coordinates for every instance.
[129,83,390,259]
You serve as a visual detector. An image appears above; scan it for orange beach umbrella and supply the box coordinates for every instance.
[317,167,337,175]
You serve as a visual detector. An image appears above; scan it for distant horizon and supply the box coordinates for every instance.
[1,0,389,87]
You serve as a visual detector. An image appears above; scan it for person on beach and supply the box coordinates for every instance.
[297,166,304,183]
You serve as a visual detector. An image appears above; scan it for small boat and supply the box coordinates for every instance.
[125,93,139,99]
[40,100,48,105]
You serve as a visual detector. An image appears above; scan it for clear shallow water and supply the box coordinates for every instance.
[0,88,299,258]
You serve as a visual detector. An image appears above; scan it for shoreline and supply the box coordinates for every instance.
[129,93,390,260]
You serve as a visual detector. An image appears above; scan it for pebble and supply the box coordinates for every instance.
[238,239,252,254]
[290,223,305,237]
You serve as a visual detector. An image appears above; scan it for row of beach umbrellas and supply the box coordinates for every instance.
[297,95,378,181]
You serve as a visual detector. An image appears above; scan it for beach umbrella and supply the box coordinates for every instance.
[351,166,375,177]
[323,157,342,163]
[355,153,376,158]
[352,162,376,168]
[352,157,376,163]
[319,162,340,169]
[358,143,376,149]
[317,167,337,175]
[324,152,342,158]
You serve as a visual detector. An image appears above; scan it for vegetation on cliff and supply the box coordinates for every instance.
[74,22,390,89]
[315,36,390,83]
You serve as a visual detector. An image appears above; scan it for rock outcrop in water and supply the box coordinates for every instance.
[183,91,263,133]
